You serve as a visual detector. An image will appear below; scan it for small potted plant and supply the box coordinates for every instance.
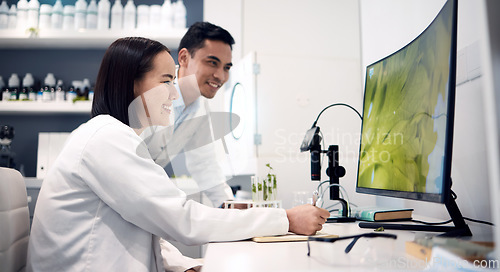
[264,163,277,201]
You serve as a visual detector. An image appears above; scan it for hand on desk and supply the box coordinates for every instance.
[286,204,330,235]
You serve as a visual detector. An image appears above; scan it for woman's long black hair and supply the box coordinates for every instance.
[91,37,170,125]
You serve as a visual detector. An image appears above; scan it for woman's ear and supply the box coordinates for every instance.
[178,48,190,68]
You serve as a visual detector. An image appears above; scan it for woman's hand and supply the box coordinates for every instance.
[286,204,330,235]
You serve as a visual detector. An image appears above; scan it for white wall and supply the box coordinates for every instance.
[204,0,366,209]
[240,0,367,209]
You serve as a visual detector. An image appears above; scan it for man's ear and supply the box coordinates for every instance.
[178,48,190,67]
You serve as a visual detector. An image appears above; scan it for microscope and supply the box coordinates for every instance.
[0,125,16,169]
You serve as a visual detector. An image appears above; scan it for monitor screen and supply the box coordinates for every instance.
[356,0,457,203]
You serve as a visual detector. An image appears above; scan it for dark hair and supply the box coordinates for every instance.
[179,21,235,57]
[91,37,170,125]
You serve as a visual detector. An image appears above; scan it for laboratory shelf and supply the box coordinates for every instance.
[0,101,92,114]
[0,28,187,49]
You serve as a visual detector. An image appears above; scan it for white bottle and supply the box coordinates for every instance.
[43,73,56,102]
[62,5,75,30]
[86,0,98,29]
[27,0,39,29]
[97,0,110,30]
[0,1,9,29]
[55,79,65,101]
[16,0,28,30]
[149,5,161,31]
[74,0,87,30]
[160,0,173,30]
[8,73,20,101]
[173,0,186,29]
[123,0,135,30]
[66,84,76,103]
[8,5,17,29]
[1,76,9,102]
[36,87,43,102]
[82,78,91,100]
[23,73,35,101]
[38,4,52,30]
[136,4,148,30]
[110,0,123,30]
[51,0,63,29]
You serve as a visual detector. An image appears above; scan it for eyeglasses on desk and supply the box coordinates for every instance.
[307,232,398,266]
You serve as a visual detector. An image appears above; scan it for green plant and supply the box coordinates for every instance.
[265,163,277,200]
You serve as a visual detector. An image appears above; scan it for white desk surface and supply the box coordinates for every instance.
[202,222,427,271]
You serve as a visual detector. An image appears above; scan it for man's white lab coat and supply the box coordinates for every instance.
[27,115,288,272]
[145,81,234,207]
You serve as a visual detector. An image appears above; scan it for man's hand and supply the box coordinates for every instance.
[286,204,330,235]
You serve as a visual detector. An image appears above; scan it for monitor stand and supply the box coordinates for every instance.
[358,191,472,237]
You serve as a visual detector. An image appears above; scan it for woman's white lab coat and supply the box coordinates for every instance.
[27,115,288,272]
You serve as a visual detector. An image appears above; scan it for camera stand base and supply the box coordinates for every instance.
[326,217,357,223]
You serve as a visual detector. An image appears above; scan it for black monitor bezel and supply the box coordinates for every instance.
[356,0,458,204]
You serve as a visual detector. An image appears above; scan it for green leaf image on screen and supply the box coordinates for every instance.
[358,5,452,194]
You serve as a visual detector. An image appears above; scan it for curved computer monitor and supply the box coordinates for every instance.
[356,0,457,204]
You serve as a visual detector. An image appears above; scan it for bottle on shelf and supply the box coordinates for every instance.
[86,0,98,29]
[97,0,110,30]
[123,0,136,30]
[55,79,65,102]
[110,0,123,30]
[149,5,161,31]
[8,4,16,29]
[0,0,9,29]
[27,0,40,30]
[22,73,35,101]
[2,88,10,102]
[7,73,20,101]
[0,76,7,102]
[36,86,43,102]
[18,87,28,101]
[16,0,28,30]
[72,80,84,101]
[88,87,94,102]
[38,4,52,30]
[136,4,148,30]
[43,73,56,102]
[74,0,87,30]
[51,0,63,29]
[66,84,77,103]
[160,0,173,30]
[82,78,91,99]
[62,5,75,30]
[173,0,186,29]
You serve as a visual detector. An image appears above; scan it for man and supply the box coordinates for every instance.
[146,22,235,208]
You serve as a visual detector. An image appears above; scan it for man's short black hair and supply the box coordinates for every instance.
[179,22,235,57]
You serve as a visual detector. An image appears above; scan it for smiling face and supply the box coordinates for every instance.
[133,50,178,127]
[178,39,233,99]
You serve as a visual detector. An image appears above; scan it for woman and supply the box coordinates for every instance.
[27,37,329,272]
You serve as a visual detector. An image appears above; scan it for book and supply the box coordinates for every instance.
[350,206,413,221]
[252,232,338,243]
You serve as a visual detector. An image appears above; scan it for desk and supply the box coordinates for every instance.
[202,222,427,271]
